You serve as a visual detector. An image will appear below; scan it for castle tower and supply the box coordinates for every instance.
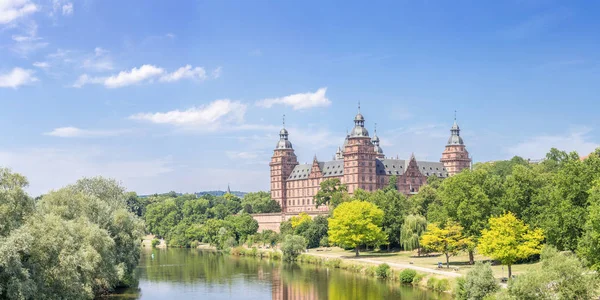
[270,116,298,212]
[440,114,471,176]
[372,124,385,159]
[343,104,377,193]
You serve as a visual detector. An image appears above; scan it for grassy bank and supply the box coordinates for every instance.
[226,245,454,294]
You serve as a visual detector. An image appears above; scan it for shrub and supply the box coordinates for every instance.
[457,262,498,300]
[427,277,438,290]
[435,279,450,292]
[230,246,244,256]
[270,251,282,260]
[190,241,199,248]
[151,238,160,248]
[249,247,258,257]
[364,265,378,277]
[325,258,342,268]
[281,235,307,261]
[412,273,425,286]
[375,263,391,279]
[399,269,417,284]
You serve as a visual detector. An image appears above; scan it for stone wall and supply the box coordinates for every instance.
[252,211,329,233]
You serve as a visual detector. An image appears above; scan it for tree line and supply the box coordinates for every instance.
[0,171,144,300]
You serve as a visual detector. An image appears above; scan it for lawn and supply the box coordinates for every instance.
[307,247,541,278]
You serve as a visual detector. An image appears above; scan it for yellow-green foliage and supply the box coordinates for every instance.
[420,221,471,267]
[412,273,426,286]
[290,212,312,229]
[478,212,544,276]
[328,201,387,255]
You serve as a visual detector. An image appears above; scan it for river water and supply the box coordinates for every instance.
[111,248,450,300]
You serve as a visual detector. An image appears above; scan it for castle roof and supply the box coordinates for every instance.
[287,158,448,180]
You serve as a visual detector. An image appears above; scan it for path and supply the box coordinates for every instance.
[308,252,462,278]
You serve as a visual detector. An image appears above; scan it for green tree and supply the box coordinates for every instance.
[506,246,599,300]
[0,168,33,237]
[455,262,498,300]
[328,200,387,256]
[241,191,281,213]
[225,213,259,244]
[420,221,470,268]
[577,181,600,270]
[365,189,410,249]
[385,175,398,191]
[437,169,496,264]
[281,235,307,261]
[400,214,427,255]
[478,212,544,278]
[314,178,348,209]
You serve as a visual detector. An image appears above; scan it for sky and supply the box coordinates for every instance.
[1,0,599,196]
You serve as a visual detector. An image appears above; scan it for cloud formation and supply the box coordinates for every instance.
[45,127,127,138]
[73,64,214,88]
[0,67,38,88]
[256,87,331,110]
[507,128,599,159]
[129,99,247,131]
[0,0,38,24]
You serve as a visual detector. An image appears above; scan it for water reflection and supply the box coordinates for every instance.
[109,249,449,300]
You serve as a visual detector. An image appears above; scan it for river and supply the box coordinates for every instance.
[110,248,450,300]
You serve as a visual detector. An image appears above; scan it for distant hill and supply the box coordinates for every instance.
[195,190,247,198]
[139,190,247,198]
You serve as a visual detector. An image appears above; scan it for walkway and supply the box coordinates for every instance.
[308,252,462,278]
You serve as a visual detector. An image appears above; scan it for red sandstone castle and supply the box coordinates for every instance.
[269,107,471,214]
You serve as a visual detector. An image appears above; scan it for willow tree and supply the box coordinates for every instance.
[400,214,427,256]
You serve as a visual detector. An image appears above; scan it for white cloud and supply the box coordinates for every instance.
[211,66,222,79]
[10,22,48,56]
[507,128,599,159]
[0,0,38,24]
[129,100,247,131]
[159,65,206,82]
[51,0,73,16]
[71,74,103,88]
[82,47,113,71]
[0,67,38,88]
[73,64,217,88]
[104,64,164,88]
[256,87,331,110]
[61,2,73,15]
[33,61,50,69]
[45,127,128,138]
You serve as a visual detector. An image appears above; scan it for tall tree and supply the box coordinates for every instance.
[314,178,348,209]
[400,214,427,255]
[420,221,470,268]
[437,169,496,263]
[0,168,33,237]
[478,212,544,278]
[328,200,387,256]
[365,189,410,248]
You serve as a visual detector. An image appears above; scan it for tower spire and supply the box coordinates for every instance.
[358,101,361,113]
[454,110,457,121]
[283,114,286,128]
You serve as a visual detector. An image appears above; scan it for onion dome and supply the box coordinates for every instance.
[447,119,464,145]
[349,102,369,137]
[275,115,293,149]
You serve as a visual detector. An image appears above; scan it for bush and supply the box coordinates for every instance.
[435,279,450,292]
[325,258,342,268]
[190,240,199,248]
[412,273,425,286]
[399,269,417,284]
[375,263,391,279]
[364,265,378,277]
[454,277,467,299]
[230,246,244,256]
[151,238,160,248]
[427,277,438,290]
[281,235,307,261]
[458,262,498,300]
[270,251,282,260]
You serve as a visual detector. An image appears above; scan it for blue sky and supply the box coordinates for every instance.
[1,0,599,195]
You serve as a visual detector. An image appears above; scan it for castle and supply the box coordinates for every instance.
[269,107,471,214]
